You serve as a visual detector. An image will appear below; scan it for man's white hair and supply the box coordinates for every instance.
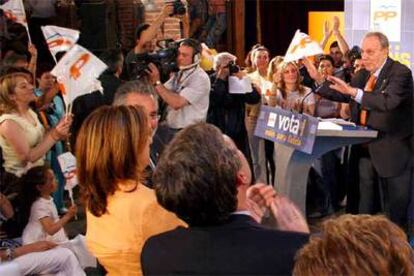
[213,52,237,71]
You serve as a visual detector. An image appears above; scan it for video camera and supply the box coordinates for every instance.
[129,39,180,80]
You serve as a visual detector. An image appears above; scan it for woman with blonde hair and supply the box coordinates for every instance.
[273,62,315,115]
[267,56,284,107]
[0,72,71,237]
[76,105,183,275]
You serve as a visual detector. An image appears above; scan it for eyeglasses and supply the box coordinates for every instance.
[149,113,161,121]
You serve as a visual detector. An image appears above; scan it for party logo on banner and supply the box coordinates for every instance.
[370,0,401,42]
[254,105,319,154]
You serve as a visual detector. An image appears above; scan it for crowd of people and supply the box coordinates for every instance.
[1,2,414,275]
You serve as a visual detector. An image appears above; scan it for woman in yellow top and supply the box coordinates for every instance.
[76,105,184,275]
[0,72,71,237]
[0,72,71,181]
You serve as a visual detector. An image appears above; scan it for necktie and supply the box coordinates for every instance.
[359,74,377,126]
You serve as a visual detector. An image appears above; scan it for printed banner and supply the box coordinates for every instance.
[254,105,319,154]
[370,0,401,42]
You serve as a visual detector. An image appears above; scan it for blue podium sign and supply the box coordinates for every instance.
[254,106,319,154]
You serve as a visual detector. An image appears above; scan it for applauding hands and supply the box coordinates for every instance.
[247,184,309,233]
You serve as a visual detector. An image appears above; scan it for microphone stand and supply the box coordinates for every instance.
[298,90,315,114]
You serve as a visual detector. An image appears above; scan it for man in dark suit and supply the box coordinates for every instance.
[141,123,309,275]
[310,32,413,229]
[207,52,261,159]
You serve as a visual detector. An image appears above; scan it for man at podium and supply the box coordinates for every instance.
[304,32,413,231]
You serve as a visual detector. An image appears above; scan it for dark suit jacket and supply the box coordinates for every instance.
[141,214,309,275]
[207,74,261,157]
[317,57,413,177]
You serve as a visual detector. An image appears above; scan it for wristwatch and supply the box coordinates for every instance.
[154,80,162,87]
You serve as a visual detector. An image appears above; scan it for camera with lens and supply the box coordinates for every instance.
[129,39,180,80]
[167,0,186,16]
[226,61,240,74]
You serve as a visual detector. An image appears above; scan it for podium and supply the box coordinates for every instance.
[274,127,378,214]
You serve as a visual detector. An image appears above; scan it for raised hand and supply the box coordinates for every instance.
[246,183,276,223]
[270,195,309,233]
[323,20,332,39]
[28,44,38,57]
[327,75,357,97]
[65,204,78,219]
[146,63,161,85]
[332,16,340,34]
[302,57,323,84]
[53,114,73,140]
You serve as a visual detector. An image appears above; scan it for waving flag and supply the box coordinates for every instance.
[41,25,80,58]
[57,151,78,219]
[0,0,30,41]
[51,44,107,107]
[284,30,323,63]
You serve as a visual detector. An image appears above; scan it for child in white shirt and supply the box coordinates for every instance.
[20,165,77,244]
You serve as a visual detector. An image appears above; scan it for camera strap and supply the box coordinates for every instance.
[172,67,198,91]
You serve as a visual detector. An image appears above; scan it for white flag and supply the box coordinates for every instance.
[57,152,78,192]
[57,151,79,220]
[51,44,107,106]
[0,0,28,28]
[284,30,323,63]
[41,25,80,57]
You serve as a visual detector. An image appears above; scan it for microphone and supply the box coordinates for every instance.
[179,60,200,70]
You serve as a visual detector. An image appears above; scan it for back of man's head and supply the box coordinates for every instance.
[153,123,240,226]
[113,80,156,106]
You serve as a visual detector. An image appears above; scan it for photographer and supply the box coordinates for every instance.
[147,38,210,128]
[207,52,260,158]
